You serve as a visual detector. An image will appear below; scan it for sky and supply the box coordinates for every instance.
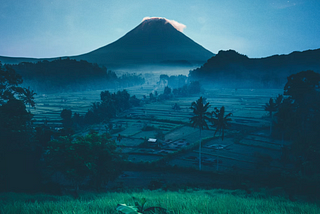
[1,0,320,59]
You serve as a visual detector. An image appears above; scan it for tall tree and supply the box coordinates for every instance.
[273,70,320,176]
[211,106,232,171]
[60,109,73,128]
[19,86,37,111]
[45,132,123,192]
[0,63,24,102]
[190,97,211,170]
[211,106,232,141]
[0,63,37,192]
[264,98,277,135]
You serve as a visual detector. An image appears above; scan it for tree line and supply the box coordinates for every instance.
[10,58,145,92]
[266,70,320,175]
[0,63,129,194]
[60,89,141,130]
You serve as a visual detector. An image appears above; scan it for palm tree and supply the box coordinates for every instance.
[264,97,278,135]
[211,106,232,171]
[211,106,232,141]
[190,97,211,170]
[21,86,37,111]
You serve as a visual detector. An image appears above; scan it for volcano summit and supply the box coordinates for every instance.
[73,17,214,68]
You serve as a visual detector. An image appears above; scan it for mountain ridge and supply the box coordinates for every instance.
[189,49,320,88]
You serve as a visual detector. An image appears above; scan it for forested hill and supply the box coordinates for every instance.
[189,49,320,88]
[10,58,144,92]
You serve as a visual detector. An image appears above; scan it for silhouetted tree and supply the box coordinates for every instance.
[188,81,201,94]
[190,97,211,170]
[264,98,277,135]
[60,109,73,128]
[19,86,37,111]
[45,132,123,192]
[0,63,24,102]
[273,70,320,176]
[159,74,169,87]
[211,106,232,171]
[129,95,141,107]
[0,63,38,192]
[149,92,155,101]
[163,86,172,99]
[211,106,232,141]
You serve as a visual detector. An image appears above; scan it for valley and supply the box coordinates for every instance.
[30,84,292,189]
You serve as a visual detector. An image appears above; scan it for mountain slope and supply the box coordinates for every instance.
[189,49,320,88]
[72,18,214,67]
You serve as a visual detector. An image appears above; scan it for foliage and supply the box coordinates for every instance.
[162,86,172,99]
[190,97,211,131]
[172,103,181,110]
[188,81,201,94]
[0,64,34,149]
[116,204,141,214]
[190,97,211,170]
[264,98,277,117]
[188,49,320,88]
[60,109,73,128]
[142,123,155,131]
[45,132,123,190]
[81,90,139,125]
[11,59,144,92]
[166,74,187,89]
[254,152,273,171]
[172,81,202,97]
[211,106,232,141]
[118,73,145,88]
[0,63,24,102]
[264,95,282,135]
[273,70,320,176]
[12,59,117,92]
[155,130,165,141]
[149,92,155,102]
[117,197,168,214]
[130,95,141,107]
[159,74,169,86]
[18,86,37,110]
[284,70,320,102]
[0,63,38,192]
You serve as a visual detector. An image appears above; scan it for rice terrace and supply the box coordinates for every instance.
[31,86,286,176]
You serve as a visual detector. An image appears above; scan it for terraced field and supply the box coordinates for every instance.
[31,85,289,176]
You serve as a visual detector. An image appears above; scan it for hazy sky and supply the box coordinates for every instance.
[1,0,320,58]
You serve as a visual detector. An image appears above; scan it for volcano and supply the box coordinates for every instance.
[72,18,214,67]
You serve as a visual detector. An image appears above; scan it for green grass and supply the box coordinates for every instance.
[1,189,319,214]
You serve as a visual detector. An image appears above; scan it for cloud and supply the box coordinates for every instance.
[142,17,186,32]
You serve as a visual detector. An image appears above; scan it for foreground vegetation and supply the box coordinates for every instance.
[1,189,320,214]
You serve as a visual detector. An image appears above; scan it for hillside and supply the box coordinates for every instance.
[72,18,214,67]
[0,18,214,68]
[10,59,144,92]
[189,49,320,88]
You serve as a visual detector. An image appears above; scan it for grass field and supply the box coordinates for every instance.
[1,189,319,214]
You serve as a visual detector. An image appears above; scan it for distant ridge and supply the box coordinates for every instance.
[189,49,320,88]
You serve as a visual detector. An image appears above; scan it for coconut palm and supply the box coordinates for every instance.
[211,106,232,171]
[211,106,232,141]
[21,86,37,111]
[190,96,211,170]
[264,97,278,135]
